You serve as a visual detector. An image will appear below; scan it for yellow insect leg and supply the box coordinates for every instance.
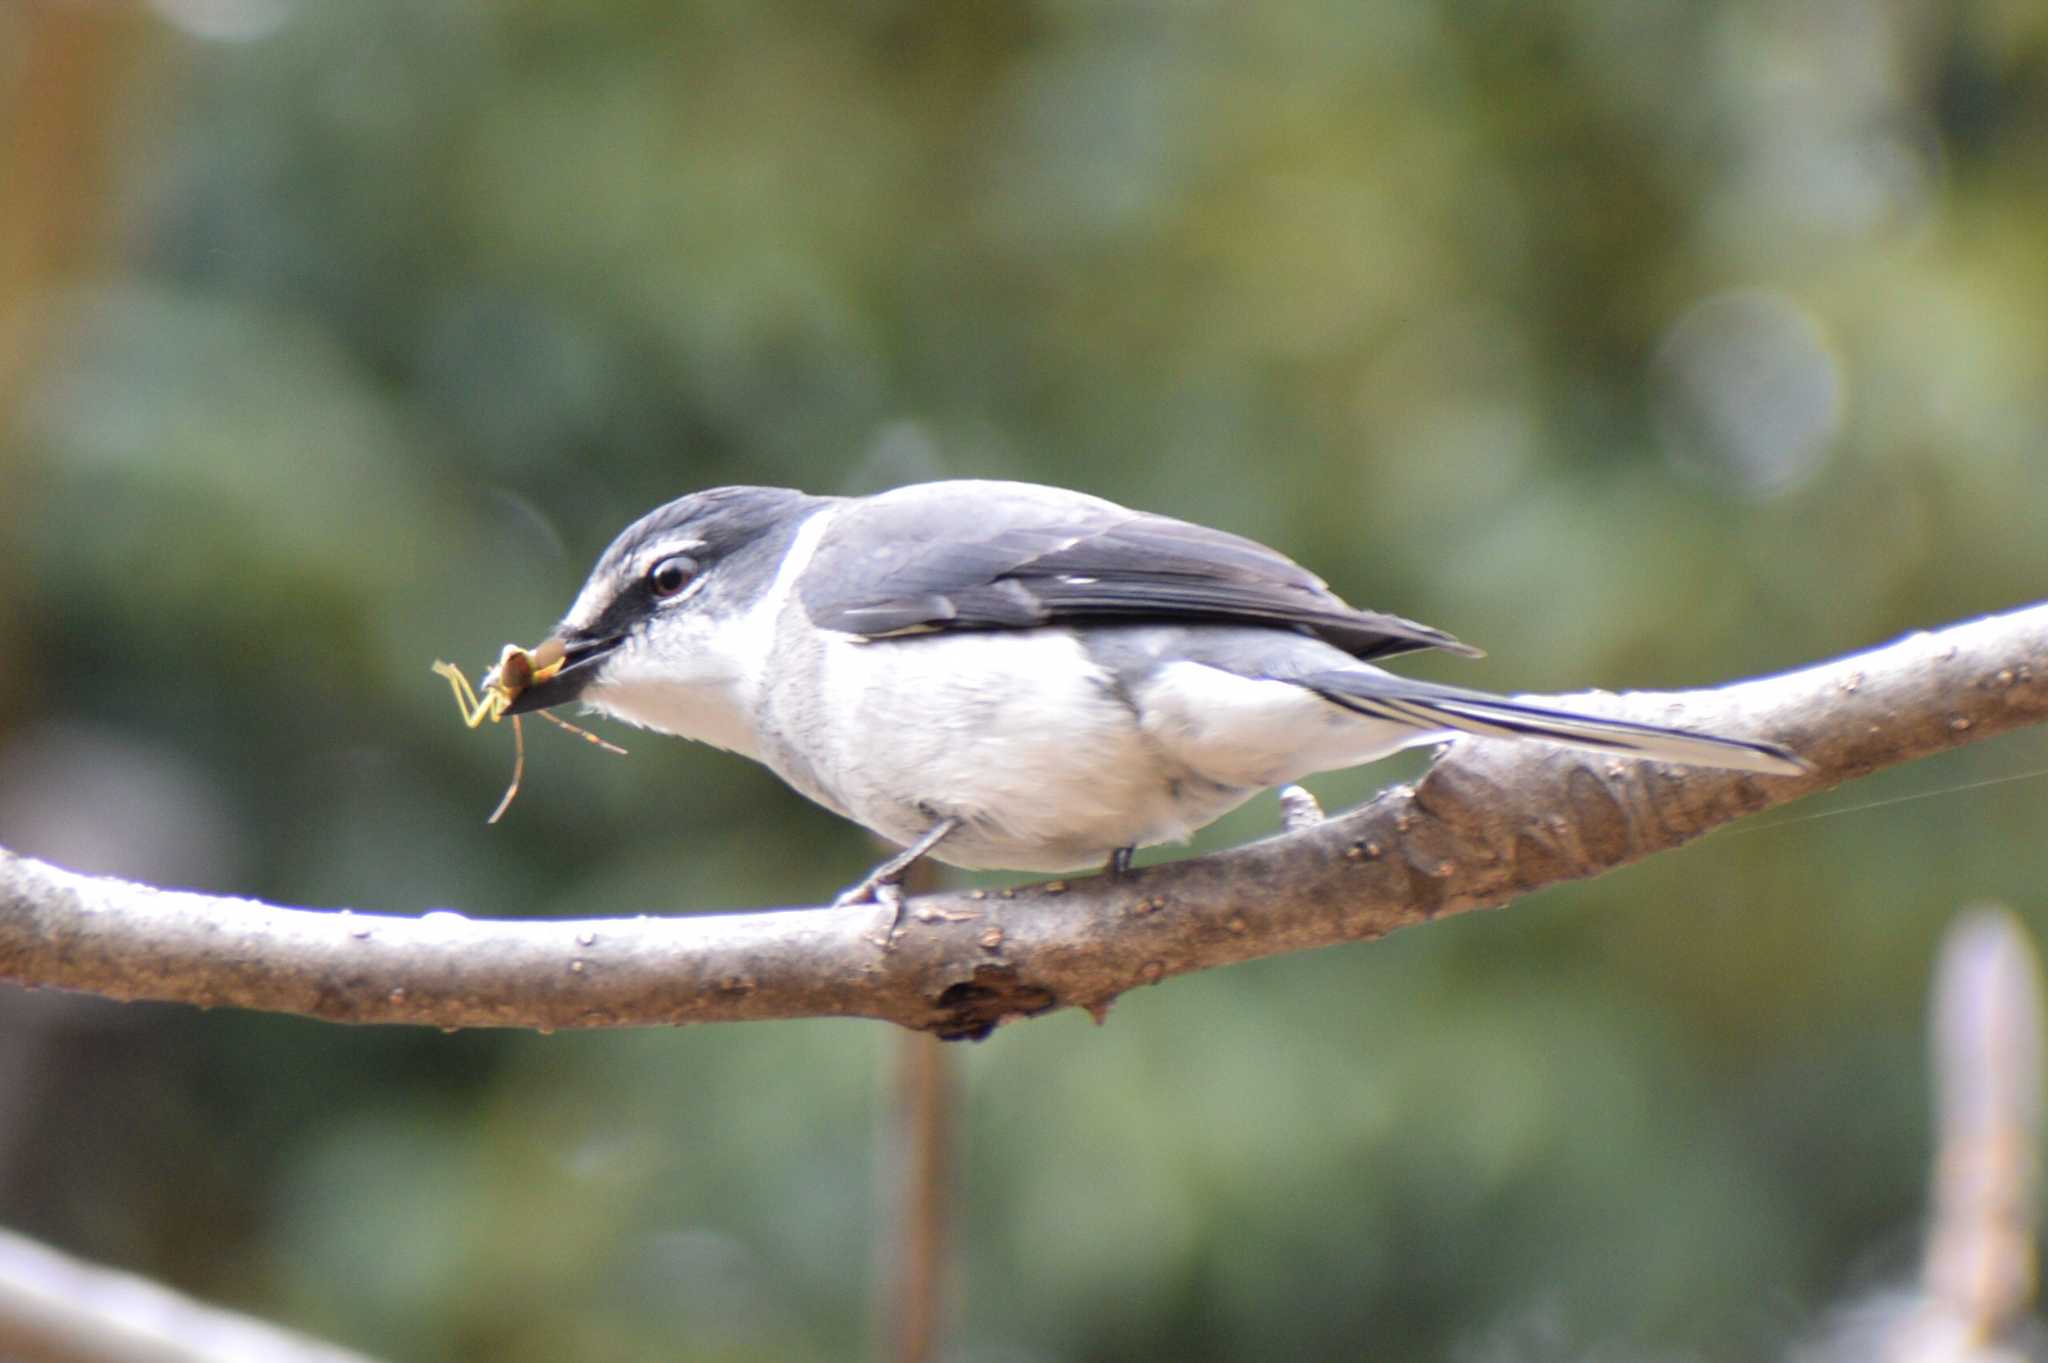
[536,709,628,756]
[486,714,526,824]
[430,660,507,728]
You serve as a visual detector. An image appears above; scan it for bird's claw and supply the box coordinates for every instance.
[1278,784,1325,831]
[836,815,962,947]
[833,872,893,909]
[840,878,907,948]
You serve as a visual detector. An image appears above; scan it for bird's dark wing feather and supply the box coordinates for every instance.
[799,483,1479,662]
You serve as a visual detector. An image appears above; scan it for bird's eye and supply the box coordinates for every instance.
[648,555,699,599]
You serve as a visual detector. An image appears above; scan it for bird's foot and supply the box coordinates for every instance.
[833,870,899,908]
[835,816,962,948]
[836,862,915,949]
[856,881,909,949]
[1278,784,1325,831]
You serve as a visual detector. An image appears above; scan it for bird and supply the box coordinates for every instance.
[499,479,1806,903]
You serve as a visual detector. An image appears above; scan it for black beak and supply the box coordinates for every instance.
[503,634,624,715]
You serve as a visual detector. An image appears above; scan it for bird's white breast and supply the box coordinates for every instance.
[755,626,1227,871]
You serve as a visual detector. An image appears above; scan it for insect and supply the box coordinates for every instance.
[432,640,626,823]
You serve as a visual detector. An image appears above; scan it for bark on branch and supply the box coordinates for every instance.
[3,604,2045,1039]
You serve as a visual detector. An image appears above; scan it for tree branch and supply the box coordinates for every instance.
[3,604,2045,1039]
[0,1224,386,1363]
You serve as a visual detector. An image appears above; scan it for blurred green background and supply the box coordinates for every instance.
[3,2,2047,1359]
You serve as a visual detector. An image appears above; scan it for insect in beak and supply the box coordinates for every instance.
[432,640,626,823]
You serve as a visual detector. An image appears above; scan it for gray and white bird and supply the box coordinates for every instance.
[503,480,1804,897]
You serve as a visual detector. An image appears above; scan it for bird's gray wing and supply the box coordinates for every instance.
[798,482,1479,662]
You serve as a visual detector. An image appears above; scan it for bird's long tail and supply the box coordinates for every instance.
[1307,672,1809,776]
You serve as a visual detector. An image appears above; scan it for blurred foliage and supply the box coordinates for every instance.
[3,0,2048,1359]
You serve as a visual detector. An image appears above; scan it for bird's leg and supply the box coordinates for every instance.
[838,817,962,906]
[1106,846,1135,877]
[838,816,963,944]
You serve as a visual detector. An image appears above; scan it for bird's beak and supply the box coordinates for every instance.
[502,633,624,715]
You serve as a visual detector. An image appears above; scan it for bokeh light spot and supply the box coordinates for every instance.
[1652,289,1845,498]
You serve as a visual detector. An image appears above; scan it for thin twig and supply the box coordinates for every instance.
[883,1032,953,1363]
[1882,907,2044,1362]
[880,856,953,1362]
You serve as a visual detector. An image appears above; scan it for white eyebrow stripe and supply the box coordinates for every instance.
[641,536,709,567]
[563,536,713,631]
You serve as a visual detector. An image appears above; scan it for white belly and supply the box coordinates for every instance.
[1132,660,1437,788]
[756,630,1259,871]
[750,626,1446,872]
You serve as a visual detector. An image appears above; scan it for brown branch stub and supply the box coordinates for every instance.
[3,603,2047,1037]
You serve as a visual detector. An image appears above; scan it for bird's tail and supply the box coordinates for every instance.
[1307,672,1809,776]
